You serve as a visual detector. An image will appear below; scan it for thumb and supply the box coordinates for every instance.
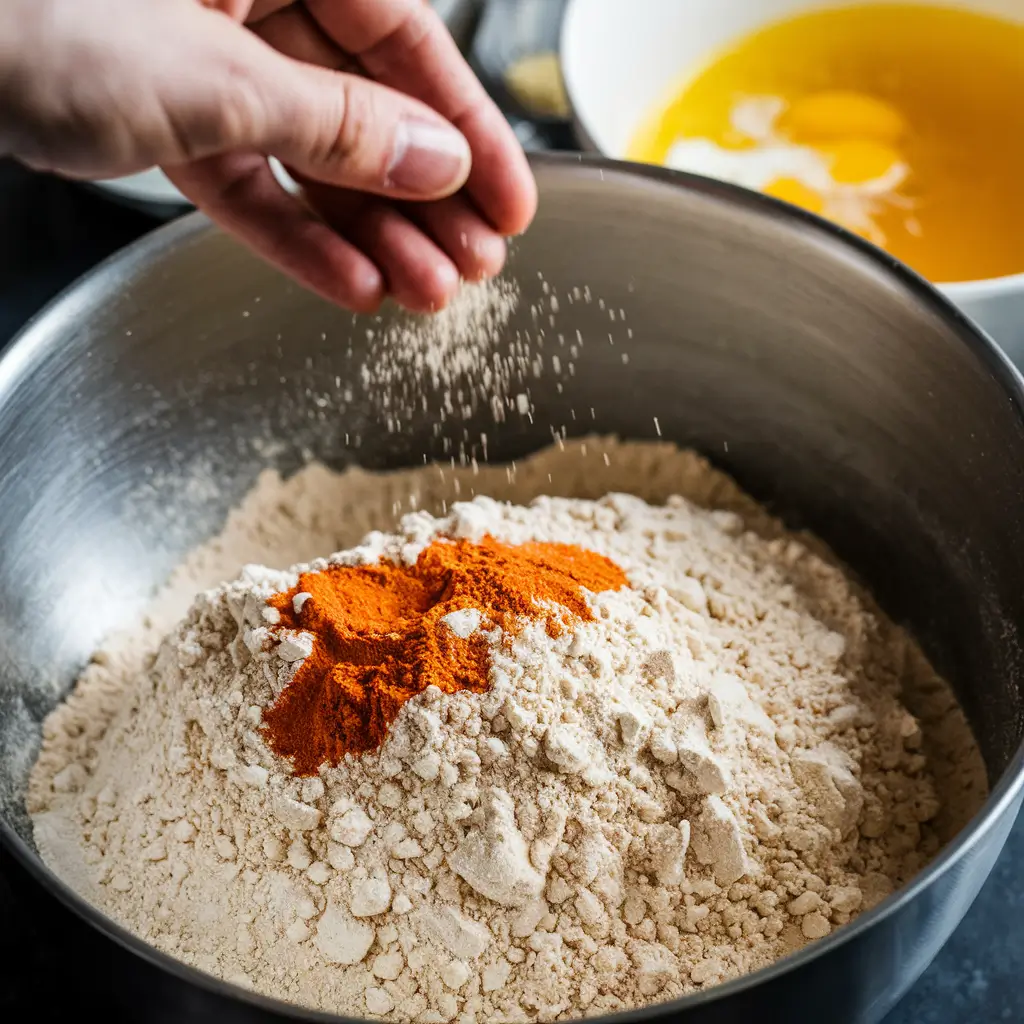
[218,42,472,201]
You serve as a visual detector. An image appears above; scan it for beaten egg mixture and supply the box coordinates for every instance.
[629,4,1024,284]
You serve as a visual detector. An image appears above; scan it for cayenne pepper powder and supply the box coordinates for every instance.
[261,536,628,774]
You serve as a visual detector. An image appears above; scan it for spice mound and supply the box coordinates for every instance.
[28,464,986,1023]
[263,539,628,773]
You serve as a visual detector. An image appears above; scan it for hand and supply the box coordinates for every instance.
[0,0,537,312]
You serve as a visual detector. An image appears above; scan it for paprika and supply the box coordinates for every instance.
[261,536,628,774]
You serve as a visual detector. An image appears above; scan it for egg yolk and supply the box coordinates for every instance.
[782,91,906,145]
[762,177,825,214]
[819,139,903,185]
[628,3,1024,284]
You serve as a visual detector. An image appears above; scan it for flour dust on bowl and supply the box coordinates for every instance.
[1,155,1024,1024]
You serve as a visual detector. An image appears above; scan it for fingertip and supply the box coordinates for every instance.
[284,220,387,312]
[338,263,386,314]
[346,202,461,315]
[464,231,507,281]
[486,139,538,238]
[503,155,539,237]
[404,197,508,282]
[401,255,461,314]
[459,108,539,237]
[432,257,462,304]
[280,228,388,314]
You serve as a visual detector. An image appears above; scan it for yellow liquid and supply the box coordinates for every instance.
[629,4,1024,284]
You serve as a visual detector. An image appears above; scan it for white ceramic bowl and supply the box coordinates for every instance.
[88,168,190,219]
[90,160,296,219]
[561,0,1024,360]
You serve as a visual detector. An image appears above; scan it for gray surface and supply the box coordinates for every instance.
[2,156,1024,1022]
[885,812,1024,1022]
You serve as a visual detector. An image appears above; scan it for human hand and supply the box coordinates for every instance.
[0,0,537,312]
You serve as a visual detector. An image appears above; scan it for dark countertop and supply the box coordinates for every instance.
[0,158,1022,1022]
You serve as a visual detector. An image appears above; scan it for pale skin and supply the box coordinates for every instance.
[0,0,538,312]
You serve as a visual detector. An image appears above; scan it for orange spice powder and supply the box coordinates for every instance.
[261,536,628,775]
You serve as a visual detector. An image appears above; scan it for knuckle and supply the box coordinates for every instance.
[212,60,268,147]
[164,60,266,164]
[314,79,377,174]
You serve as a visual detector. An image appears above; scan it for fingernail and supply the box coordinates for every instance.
[387,118,470,197]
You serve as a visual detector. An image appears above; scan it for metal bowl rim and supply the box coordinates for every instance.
[2,150,1023,1022]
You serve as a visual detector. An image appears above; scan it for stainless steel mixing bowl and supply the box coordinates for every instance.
[1,154,1023,1023]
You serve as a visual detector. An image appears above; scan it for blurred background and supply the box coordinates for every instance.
[1,1,1021,1021]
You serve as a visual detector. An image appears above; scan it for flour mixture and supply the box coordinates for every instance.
[28,439,985,1021]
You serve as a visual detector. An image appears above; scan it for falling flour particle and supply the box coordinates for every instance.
[356,277,583,439]
[359,279,522,428]
[27,439,986,1021]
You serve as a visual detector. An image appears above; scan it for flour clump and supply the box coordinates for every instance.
[28,440,986,1020]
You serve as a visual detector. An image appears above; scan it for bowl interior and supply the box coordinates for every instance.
[2,158,1024,862]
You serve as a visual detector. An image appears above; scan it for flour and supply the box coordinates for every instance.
[27,439,986,1021]
[356,274,593,440]
[359,278,530,430]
